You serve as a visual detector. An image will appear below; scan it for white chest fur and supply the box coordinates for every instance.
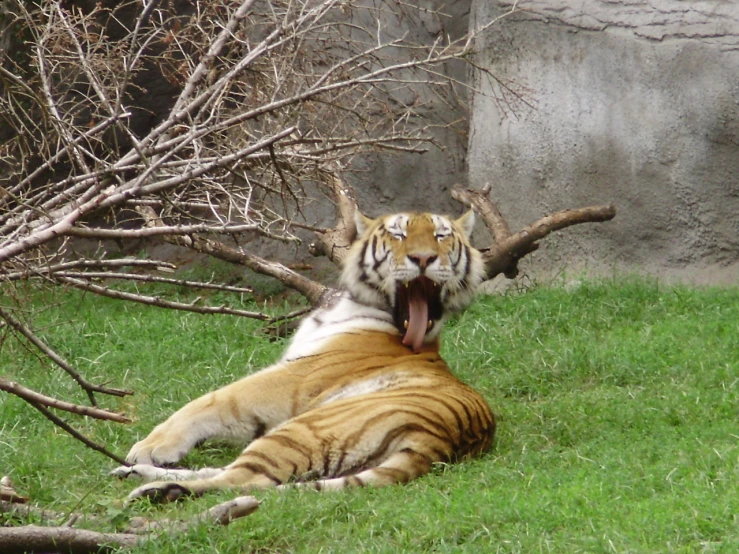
[281,295,397,361]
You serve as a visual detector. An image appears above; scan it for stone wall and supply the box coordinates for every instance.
[348,1,472,216]
[467,1,739,284]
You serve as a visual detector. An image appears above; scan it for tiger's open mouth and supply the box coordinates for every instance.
[394,276,443,352]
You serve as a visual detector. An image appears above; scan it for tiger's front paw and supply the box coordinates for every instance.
[125,431,193,466]
[127,481,192,504]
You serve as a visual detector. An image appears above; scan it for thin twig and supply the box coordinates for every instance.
[0,306,132,404]
[266,306,313,325]
[55,276,271,320]
[0,259,177,282]
[49,272,254,294]
[0,378,131,423]
[25,400,128,465]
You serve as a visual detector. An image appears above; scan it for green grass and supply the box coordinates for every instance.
[1,279,737,552]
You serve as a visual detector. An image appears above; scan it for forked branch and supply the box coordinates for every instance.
[451,184,616,279]
[483,204,617,279]
[308,169,358,267]
[451,183,512,243]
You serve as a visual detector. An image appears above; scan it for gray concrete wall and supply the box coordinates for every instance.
[348,0,473,216]
[468,1,739,284]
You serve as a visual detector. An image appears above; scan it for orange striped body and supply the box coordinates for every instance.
[116,210,495,502]
[228,332,494,490]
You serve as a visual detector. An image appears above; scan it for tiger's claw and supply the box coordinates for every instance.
[111,464,163,481]
[127,481,192,504]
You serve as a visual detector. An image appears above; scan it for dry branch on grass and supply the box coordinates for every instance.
[1,477,27,504]
[0,379,130,423]
[0,477,259,553]
[0,306,131,403]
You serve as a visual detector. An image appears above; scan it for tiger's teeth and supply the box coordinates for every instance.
[403,320,409,329]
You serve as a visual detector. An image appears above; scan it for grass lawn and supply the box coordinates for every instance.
[1,278,737,552]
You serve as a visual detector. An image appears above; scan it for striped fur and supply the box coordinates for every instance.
[115,210,494,502]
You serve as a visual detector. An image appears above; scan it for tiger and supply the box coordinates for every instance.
[113,209,496,503]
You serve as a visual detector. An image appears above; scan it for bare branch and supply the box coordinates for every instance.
[47,272,254,295]
[0,259,177,282]
[0,494,259,553]
[136,205,328,304]
[0,524,140,553]
[267,306,313,325]
[0,378,131,423]
[483,204,617,278]
[0,306,132,403]
[1,476,28,504]
[451,185,616,279]
[54,276,271,320]
[451,183,511,243]
[0,494,259,535]
[64,223,266,240]
[308,170,358,265]
[24,400,129,466]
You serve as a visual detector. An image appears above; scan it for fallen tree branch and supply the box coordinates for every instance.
[136,206,328,305]
[451,184,616,279]
[1,477,27,504]
[307,169,358,266]
[63,223,295,242]
[54,276,271,320]
[0,495,260,553]
[177,236,328,305]
[0,378,131,423]
[0,524,140,553]
[266,306,313,325]
[0,259,178,282]
[0,493,259,533]
[45,272,254,295]
[263,305,316,338]
[483,204,617,279]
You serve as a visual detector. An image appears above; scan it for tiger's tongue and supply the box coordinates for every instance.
[402,281,428,352]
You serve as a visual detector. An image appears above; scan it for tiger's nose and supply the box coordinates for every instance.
[408,254,438,269]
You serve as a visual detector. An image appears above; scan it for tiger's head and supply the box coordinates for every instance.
[341,210,485,351]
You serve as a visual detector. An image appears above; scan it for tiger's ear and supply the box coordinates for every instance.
[354,210,374,237]
[455,210,476,238]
